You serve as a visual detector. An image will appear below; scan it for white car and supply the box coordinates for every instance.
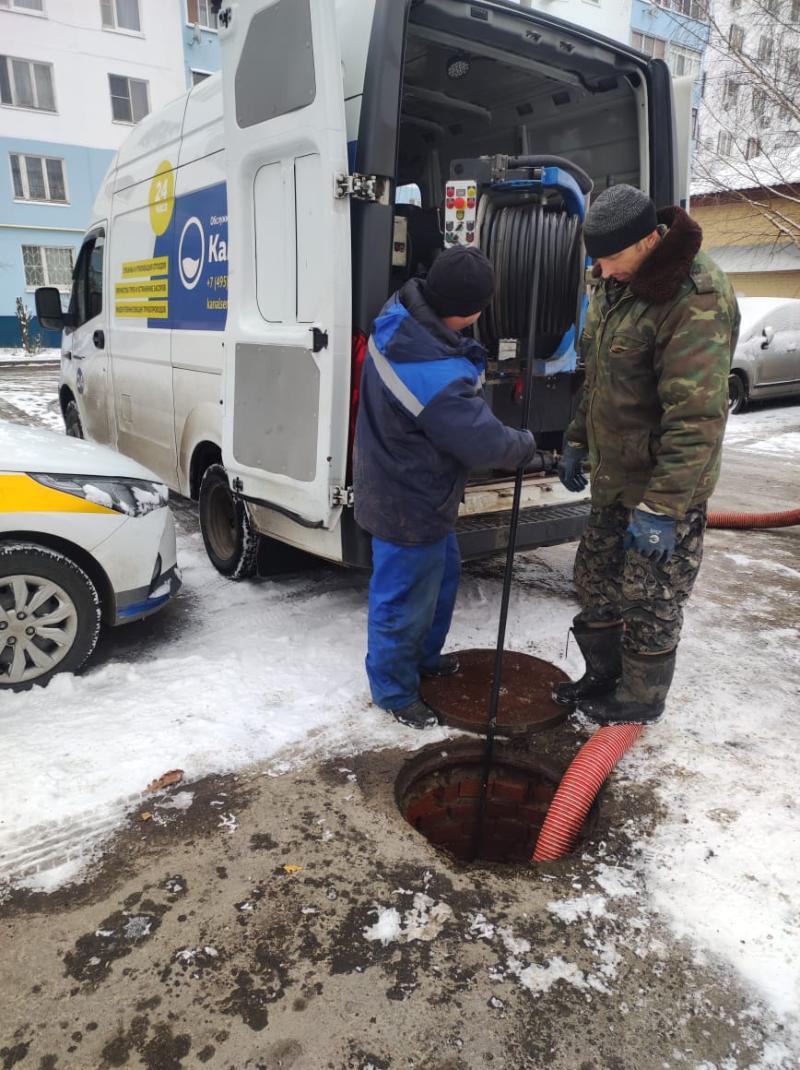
[0,420,180,691]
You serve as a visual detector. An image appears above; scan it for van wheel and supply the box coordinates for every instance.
[198,463,260,580]
[728,373,748,414]
[0,543,101,691]
[64,399,84,438]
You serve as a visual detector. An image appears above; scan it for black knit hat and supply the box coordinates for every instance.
[583,184,658,258]
[422,245,495,317]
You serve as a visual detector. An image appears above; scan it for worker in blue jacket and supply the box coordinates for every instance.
[354,245,536,729]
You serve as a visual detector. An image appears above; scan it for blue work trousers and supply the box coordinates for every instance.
[366,532,461,711]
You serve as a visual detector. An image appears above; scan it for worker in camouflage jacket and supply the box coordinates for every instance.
[554,184,740,724]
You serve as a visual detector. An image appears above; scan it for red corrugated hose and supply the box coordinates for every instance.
[532,724,644,862]
[707,508,800,529]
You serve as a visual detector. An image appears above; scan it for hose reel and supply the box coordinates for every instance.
[445,154,593,362]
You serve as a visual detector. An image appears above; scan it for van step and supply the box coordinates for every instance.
[456,500,590,560]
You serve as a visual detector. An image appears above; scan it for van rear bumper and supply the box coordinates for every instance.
[340,500,590,568]
[456,500,590,561]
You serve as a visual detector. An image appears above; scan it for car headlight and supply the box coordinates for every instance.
[30,473,169,517]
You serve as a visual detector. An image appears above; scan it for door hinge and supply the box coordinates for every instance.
[310,327,328,353]
[334,172,390,204]
[330,484,354,508]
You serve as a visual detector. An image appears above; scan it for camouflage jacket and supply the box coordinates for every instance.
[566,206,740,519]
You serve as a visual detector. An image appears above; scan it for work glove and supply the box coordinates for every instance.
[557,442,589,492]
[624,508,677,564]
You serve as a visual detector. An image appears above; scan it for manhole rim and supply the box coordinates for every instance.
[394,738,602,864]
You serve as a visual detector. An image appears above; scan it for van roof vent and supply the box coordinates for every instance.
[552,91,571,107]
[470,6,489,19]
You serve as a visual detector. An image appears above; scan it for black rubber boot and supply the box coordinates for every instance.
[578,649,677,725]
[553,621,623,706]
[389,698,439,730]
[420,653,460,679]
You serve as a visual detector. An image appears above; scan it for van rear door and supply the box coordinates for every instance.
[218,0,352,529]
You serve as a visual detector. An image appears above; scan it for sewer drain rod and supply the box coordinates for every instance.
[471,208,545,863]
[532,723,644,862]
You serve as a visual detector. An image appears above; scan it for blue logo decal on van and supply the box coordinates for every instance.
[149,182,228,331]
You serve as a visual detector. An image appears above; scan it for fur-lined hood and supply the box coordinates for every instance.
[592,205,704,304]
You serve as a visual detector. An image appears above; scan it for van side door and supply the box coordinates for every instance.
[218,0,352,529]
[64,228,110,443]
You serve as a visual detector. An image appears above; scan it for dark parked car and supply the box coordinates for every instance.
[729,297,800,413]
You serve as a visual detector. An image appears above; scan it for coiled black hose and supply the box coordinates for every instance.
[478,198,582,351]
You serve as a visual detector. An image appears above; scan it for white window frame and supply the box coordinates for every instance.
[0,54,56,112]
[21,244,75,292]
[717,130,733,156]
[0,0,46,16]
[186,0,218,32]
[9,152,69,203]
[745,136,761,160]
[631,31,667,59]
[669,42,703,80]
[100,0,142,35]
[108,73,150,125]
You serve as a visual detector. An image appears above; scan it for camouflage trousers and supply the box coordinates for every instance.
[573,501,707,654]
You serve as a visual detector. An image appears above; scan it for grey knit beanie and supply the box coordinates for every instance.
[583,184,658,258]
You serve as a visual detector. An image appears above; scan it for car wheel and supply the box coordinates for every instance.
[0,543,101,691]
[728,373,748,414]
[198,463,260,580]
[64,398,84,439]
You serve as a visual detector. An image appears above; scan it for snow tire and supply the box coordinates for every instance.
[0,542,101,691]
[198,463,260,580]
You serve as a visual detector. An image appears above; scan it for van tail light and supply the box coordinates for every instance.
[347,329,368,477]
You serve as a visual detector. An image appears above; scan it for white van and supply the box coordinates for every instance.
[37,0,690,578]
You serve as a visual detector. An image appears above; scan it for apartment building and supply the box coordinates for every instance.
[0,0,221,345]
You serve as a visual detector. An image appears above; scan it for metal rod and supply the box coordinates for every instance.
[472,206,543,862]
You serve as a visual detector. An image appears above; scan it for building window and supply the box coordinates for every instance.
[0,55,55,110]
[108,74,149,123]
[653,0,706,20]
[100,0,140,32]
[10,153,67,202]
[729,24,745,51]
[757,35,774,63]
[723,78,740,107]
[717,130,733,155]
[691,107,698,138]
[730,0,741,8]
[191,69,211,85]
[752,87,768,120]
[745,137,761,159]
[21,244,75,291]
[670,43,703,79]
[187,0,217,30]
[785,47,799,79]
[792,0,800,21]
[765,0,778,12]
[0,0,45,12]
[631,32,667,59]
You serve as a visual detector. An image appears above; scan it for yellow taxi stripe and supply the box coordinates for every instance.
[0,474,119,515]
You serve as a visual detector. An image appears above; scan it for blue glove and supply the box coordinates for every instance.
[624,508,677,564]
[557,442,589,492]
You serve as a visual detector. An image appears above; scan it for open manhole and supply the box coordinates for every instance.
[420,648,571,736]
[396,740,596,865]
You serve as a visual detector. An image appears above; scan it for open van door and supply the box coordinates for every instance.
[671,75,695,211]
[218,0,352,529]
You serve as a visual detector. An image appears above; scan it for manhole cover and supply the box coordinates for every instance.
[420,648,570,736]
[396,740,593,865]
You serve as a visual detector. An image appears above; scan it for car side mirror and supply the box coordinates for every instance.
[761,325,774,349]
[35,287,67,331]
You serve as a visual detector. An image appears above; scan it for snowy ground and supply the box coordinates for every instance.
[1,369,799,1065]
[0,347,60,364]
